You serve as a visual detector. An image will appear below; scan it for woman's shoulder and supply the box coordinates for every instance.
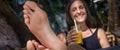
[97,28,106,39]
[90,28,106,38]
[98,28,106,34]
[89,28,105,35]
[91,28,104,32]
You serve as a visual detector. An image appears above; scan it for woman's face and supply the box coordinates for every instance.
[70,0,87,23]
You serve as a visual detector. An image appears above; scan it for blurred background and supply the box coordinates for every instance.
[8,0,120,33]
[0,0,120,49]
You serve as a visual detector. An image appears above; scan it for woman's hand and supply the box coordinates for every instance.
[67,29,78,46]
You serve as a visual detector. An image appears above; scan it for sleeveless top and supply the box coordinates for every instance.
[82,28,101,50]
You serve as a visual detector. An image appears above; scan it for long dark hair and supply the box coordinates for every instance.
[65,0,103,31]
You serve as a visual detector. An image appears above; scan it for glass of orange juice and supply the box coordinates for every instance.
[73,19,83,45]
[75,30,83,45]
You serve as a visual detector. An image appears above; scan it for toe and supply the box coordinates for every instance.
[23,10,29,14]
[25,1,39,11]
[24,14,30,26]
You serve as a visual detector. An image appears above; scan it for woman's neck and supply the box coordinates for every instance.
[77,22,88,31]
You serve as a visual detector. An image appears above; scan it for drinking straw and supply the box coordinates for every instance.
[73,19,78,33]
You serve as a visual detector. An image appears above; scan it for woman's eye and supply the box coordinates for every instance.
[72,8,76,12]
[79,6,84,9]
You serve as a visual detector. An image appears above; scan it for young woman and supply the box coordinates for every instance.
[66,0,110,50]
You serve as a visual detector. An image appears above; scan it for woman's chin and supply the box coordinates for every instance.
[76,19,85,23]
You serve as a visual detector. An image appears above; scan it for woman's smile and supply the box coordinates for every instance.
[75,11,86,22]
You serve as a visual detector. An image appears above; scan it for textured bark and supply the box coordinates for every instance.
[107,0,119,31]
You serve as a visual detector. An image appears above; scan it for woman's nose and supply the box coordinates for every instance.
[77,9,81,13]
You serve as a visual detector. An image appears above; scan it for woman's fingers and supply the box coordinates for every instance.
[67,35,78,43]
[26,40,35,50]
[68,29,75,35]
[32,40,39,47]
[32,40,47,50]
[67,29,78,39]
[67,29,78,45]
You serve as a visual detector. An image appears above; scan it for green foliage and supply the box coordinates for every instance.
[4,0,12,4]
[97,10,108,24]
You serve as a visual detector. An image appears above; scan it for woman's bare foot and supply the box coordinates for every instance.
[23,1,67,50]
[57,32,66,44]
[23,1,50,34]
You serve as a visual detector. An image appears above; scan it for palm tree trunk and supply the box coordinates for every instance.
[107,0,119,31]
[113,0,119,30]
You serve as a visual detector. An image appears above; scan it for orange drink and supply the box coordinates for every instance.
[73,19,83,45]
[75,30,83,45]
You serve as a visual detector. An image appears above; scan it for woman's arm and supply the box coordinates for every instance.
[98,28,110,48]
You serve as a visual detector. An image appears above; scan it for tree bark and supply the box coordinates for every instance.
[107,0,119,31]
